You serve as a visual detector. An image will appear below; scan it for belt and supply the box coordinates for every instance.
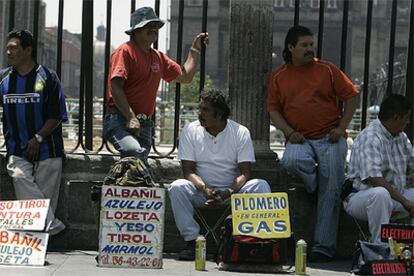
[107,106,150,120]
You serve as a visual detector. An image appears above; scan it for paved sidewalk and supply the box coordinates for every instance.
[0,251,352,276]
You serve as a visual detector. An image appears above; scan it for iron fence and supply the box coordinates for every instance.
[0,0,413,157]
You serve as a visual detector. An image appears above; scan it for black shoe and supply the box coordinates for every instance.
[178,240,195,261]
[308,252,333,263]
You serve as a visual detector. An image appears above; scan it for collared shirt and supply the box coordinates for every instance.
[348,119,414,193]
[177,119,255,189]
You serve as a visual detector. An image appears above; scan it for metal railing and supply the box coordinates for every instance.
[0,0,413,156]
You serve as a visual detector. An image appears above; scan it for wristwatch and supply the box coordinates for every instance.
[34,134,43,143]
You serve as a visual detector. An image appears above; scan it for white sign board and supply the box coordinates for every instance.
[0,230,49,266]
[98,186,165,269]
[0,199,49,231]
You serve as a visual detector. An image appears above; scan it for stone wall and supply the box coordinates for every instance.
[0,154,362,257]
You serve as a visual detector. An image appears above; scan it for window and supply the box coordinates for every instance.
[327,0,337,9]
[274,0,285,7]
[289,0,296,8]
[186,0,202,6]
[310,0,320,9]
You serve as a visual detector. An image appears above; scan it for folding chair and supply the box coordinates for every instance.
[194,203,231,246]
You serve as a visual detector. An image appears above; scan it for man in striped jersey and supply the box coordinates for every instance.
[0,30,67,235]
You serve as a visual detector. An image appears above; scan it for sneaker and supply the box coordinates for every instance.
[47,219,66,236]
[178,240,195,261]
[308,251,333,263]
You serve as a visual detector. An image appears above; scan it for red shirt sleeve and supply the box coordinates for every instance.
[160,52,182,82]
[267,70,282,112]
[109,45,131,81]
[330,64,359,101]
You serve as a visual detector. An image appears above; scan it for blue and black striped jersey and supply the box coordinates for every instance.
[0,65,68,161]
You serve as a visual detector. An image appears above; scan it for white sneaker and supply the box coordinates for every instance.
[47,218,66,236]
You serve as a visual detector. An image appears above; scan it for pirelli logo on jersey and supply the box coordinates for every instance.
[3,93,40,104]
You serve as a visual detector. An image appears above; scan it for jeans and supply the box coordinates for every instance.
[281,134,347,257]
[103,111,154,162]
[168,179,271,241]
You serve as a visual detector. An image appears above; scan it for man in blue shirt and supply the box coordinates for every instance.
[0,30,68,235]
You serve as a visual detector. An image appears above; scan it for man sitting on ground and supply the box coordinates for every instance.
[344,94,414,244]
[169,89,271,260]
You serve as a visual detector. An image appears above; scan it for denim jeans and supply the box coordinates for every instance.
[281,134,347,257]
[103,112,154,162]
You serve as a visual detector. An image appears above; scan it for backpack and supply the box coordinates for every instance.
[90,157,155,203]
[216,215,294,267]
[103,156,154,187]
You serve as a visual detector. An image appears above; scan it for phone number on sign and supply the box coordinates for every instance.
[110,256,161,267]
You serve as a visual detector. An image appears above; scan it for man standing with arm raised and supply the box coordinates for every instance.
[104,7,208,163]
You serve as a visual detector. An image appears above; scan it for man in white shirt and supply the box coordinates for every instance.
[168,89,271,260]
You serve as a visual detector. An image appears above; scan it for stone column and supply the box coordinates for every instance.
[229,0,282,188]
[229,0,275,158]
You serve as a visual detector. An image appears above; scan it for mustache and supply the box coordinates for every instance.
[305,51,314,57]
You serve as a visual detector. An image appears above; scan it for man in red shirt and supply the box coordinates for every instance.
[104,7,208,163]
[267,25,359,262]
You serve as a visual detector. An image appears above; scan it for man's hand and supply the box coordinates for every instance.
[126,117,140,136]
[404,201,414,217]
[288,131,306,144]
[216,189,232,201]
[26,138,40,161]
[204,187,223,206]
[329,127,345,143]
[192,32,209,50]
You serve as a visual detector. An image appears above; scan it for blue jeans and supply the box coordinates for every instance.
[103,112,154,162]
[282,134,347,257]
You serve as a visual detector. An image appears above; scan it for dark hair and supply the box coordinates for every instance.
[7,30,36,59]
[378,94,411,121]
[200,89,230,120]
[282,25,313,63]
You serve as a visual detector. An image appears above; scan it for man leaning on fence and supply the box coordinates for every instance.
[169,89,271,260]
[0,30,68,235]
[344,94,414,244]
[267,25,360,262]
[103,6,208,163]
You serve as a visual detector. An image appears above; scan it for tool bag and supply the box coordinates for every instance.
[90,156,155,203]
[216,215,293,265]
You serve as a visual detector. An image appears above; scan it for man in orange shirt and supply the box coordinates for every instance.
[267,25,359,262]
[103,7,208,163]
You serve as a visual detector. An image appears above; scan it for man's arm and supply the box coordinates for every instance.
[368,177,414,216]
[110,77,140,135]
[330,94,360,142]
[181,160,216,199]
[26,119,61,161]
[269,110,305,144]
[175,33,208,84]
[217,162,253,200]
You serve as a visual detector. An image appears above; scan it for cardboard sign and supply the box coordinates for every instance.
[0,199,49,231]
[98,186,165,269]
[0,230,49,266]
[381,224,414,243]
[231,193,291,239]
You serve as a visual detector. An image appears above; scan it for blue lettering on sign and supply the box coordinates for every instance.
[256,221,271,234]
[234,198,241,211]
[274,220,287,232]
[237,222,254,234]
[101,245,154,255]
[115,222,155,232]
